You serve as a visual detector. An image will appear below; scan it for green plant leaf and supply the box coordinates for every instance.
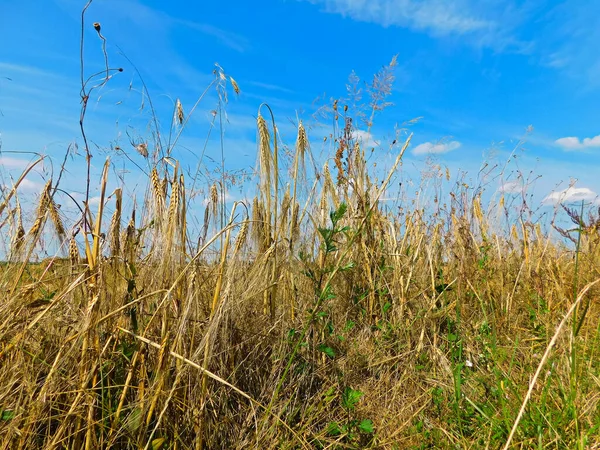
[125,407,142,434]
[359,419,374,434]
[331,203,348,224]
[327,421,342,436]
[342,387,363,410]
[318,345,336,358]
[1,410,14,421]
[344,320,356,332]
[382,302,392,314]
[317,227,332,241]
[340,261,355,272]
[151,437,166,449]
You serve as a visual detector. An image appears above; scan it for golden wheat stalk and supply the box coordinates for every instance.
[109,188,122,257]
[175,98,184,125]
[233,219,249,255]
[229,76,240,95]
[10,194,26,257]
[164,167,180,257]
[123,208,136,262]
[251,197,267,253]
[151,167,165,212]
[210,183,219,220]
[257,114,272,223]
[178,174,187,257]
[289,121,307,241]
[81,158,110,273]
[28,180,52,240]
[69,235,80,267]
[48,196,66,242]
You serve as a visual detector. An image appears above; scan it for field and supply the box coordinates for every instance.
[1,15,600,450]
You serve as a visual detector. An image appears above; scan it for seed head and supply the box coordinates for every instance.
[229,76,240,95]
[234,219,249,254]
[175,99,184,125]
[135,142,148,158]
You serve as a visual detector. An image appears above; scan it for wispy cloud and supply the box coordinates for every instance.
[413,140,461,155]
[0,62,60,78]
[352,130,380,148]
[304,0,600,90]
[1,178,44,193]
[499,180,525,194]
[244,81,294,94]
[177,21,249,53]
[537,2,600,89]
[543,186,599,205]
[0,156,33,170]
[303,0,533,51]
[555,135,600,151]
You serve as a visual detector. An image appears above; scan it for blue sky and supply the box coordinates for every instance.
[1,0,600,224]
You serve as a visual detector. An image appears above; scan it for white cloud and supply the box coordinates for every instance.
[543,186,599,205]
[499,180,524,194]
[413,140,461,155]
[307,0,488,34]
[176,20,249,53]
[555,135,600,151]
[537,2,600,89]
[17,179,43,193]
[2,178,42,193]
[0,156,32,170]
[352,130,380,148]
[303,0,531,51]
[245,80,294,94]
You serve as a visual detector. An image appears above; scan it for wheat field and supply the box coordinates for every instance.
[0,14,600,450]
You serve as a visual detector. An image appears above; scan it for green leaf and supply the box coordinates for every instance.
[342,387,363,410]
[151,437,166,450]
[323,386,336,402]
[327,421,342,436]
[317,227,332,241]
[318,345,336,358]
[1,410,15,421]
[125,407,142,434]
[325,320,334,336]
[340,261,355,272]
[344,320,356,332]
[331,203,348,224]
[359,419,374,434]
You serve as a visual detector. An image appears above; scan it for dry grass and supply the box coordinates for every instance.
[0,28,599,450]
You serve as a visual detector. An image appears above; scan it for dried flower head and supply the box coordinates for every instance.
[135,143,148,158]
[175,99,184,125]
[230,76,240,95]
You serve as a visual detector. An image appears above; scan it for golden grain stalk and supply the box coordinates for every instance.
[229,76,240,95]
[109,188,122,256]
[175,98,184,125]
